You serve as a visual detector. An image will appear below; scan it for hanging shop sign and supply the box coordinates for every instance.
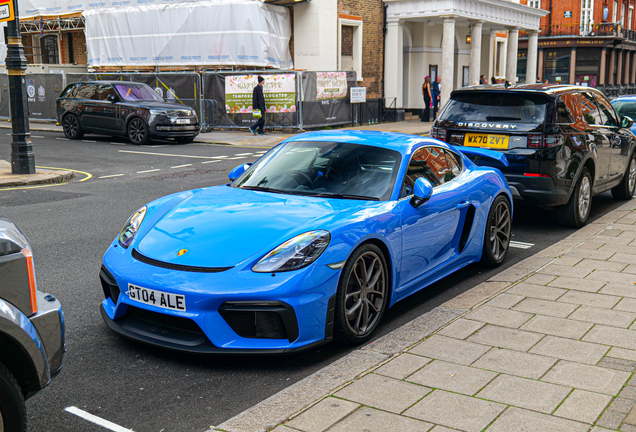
[316,72,348,100]
[224,74,296,114]
[0,0,14,23]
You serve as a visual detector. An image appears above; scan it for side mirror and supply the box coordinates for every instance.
[621,116,634,129]
[107,94,117,103]
[410,177,433,208]
[228,163,252,181]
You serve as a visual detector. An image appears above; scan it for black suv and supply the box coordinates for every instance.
[57,81,199,145]
[432,84,636,227]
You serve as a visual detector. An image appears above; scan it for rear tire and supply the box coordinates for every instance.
[62,114,84,139]
[481,195,512,267]
[557,168,592,228]
[612,153,636,200]
[127,118,151,145]
[334,244,388,345]
[0,362,26,432]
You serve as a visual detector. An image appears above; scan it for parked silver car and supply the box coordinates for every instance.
[0,218,65,432]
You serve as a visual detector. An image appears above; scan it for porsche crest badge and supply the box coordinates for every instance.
[177,249,188,256]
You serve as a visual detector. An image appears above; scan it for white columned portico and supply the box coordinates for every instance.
[526,30,538,83]
[506,27,519,84]
[384,20,404,108]
[469,20,484,85]
[441,16,456,108]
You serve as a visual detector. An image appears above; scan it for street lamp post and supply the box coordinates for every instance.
[5,0,34,174]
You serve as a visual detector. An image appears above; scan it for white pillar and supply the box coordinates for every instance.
[441,16,456,108]
[469,20,483,85]
[506,27,519,84]
[384,20,404,108]
[526,30,538,84]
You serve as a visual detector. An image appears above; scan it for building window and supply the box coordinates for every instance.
[622,3,626,26]
[614,0,618,22]
[496,41,505,76]
[581,0,593,35]
[529,0,540,7]
[544,49,570,84]
[338,16,363,82]
[517,50,528,83]
[630,5,634,29]
[41,35,59,64]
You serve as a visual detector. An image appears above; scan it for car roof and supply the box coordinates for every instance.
[284,130,443,154]
[453,83,604,96]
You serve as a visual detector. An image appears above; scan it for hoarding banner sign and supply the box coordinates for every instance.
[316,72,348,100]
[225,74,296,114]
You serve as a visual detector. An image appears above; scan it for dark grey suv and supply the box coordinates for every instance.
[432,84,636,227]
[56,81,199,145]
[0,218,64,432]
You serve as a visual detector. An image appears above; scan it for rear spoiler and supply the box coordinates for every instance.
[453,146,509,167]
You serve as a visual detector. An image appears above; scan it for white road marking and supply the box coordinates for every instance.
[510,241,534,249]
[211,155,229,159]
[83,140,97,143]
[56,137,69,141]
[136,169,160,174]
[201,160,221,164]
[99,174,125,179]
[148,145,168,148]
[65,406,133,432]
[235,153,253,156]
[171,164,193,169]
[255,151,268,154]
[118,150,216,159]
[226,156,247,160]
[31,135,45,138]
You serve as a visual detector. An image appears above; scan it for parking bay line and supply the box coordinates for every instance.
[171,164,193,169]
[99,174,125,179]
[118,150,217,159]
[226,156,247,160]
[201,160,221,164]
[136,169,160,174]
[65,406,133,432]
[510,241,534,249]
[57,137,69,141]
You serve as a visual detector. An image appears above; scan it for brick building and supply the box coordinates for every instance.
[19,15,87,67]
[519,0,636,87]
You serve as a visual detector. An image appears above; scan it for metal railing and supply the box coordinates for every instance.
[520,22,636,41]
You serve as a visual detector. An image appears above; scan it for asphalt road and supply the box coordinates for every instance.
[0,130,626,432]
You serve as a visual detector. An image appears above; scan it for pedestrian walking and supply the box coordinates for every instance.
[432,76,441,119]
[421,76,432,122]
[249,76,266,135]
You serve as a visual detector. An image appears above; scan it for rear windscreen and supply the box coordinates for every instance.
[441,92,549,123]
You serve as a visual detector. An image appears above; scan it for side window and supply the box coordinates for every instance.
[401,146,457,198]
[595,95,618,127]
[442,149,462,181]
[73,84,95,100]
[557,94,576,123]
[94,85,118,101]
[577,92,602,126]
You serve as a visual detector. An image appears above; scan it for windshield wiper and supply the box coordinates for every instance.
[309,192,380,201]
[485,116,522,121]
[240,185,293,194]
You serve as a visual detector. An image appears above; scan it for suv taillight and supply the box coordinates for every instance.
[528,133,564,148]
[430,127,447,141]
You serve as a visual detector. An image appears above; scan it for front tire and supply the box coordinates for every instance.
[0,362,26,432]
[334,244,388,345]
[557,168,592,228]
[62,114,84,139]
[481,195,512,267]
[127,118,151,145]
[612,153,636,200]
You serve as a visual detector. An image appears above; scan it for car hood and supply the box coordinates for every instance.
[136,186,371,268]
[124,101,195,112]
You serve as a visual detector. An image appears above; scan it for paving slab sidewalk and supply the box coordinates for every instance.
[213,198,636,432]
[0,160,74,187]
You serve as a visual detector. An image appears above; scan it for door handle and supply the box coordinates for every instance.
[457,200,471,209]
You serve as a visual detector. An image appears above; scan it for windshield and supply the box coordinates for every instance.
[114,84,164,102]
[612,100,636,120]
[233,141,401,201]
[442,92,549,123]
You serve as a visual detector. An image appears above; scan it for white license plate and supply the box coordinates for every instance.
[127,283,186,311]
[175,119,190,124]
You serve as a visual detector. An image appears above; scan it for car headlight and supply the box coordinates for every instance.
[252,230,331,273]
[118,206,147,248]
[149,109,167,116]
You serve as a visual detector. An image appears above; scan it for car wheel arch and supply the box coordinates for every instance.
[0,332,42,398]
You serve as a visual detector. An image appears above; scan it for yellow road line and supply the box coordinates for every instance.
[36,166,93,182]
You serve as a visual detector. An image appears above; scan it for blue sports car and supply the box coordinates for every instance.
[612,96,636,135]
[100,131,513,353]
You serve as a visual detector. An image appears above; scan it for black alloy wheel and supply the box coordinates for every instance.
[127,118,151,145]
[0,362,26,432]
[612,152,636,200]
[334,244,388,344]
[557,168,592,228]
[62,114,84,139]
[481,195,512,267]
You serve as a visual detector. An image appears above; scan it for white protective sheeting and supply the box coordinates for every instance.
[19,0,206,19]
[82,0,292,68]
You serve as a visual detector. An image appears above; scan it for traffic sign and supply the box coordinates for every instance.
[0,0,14,23]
